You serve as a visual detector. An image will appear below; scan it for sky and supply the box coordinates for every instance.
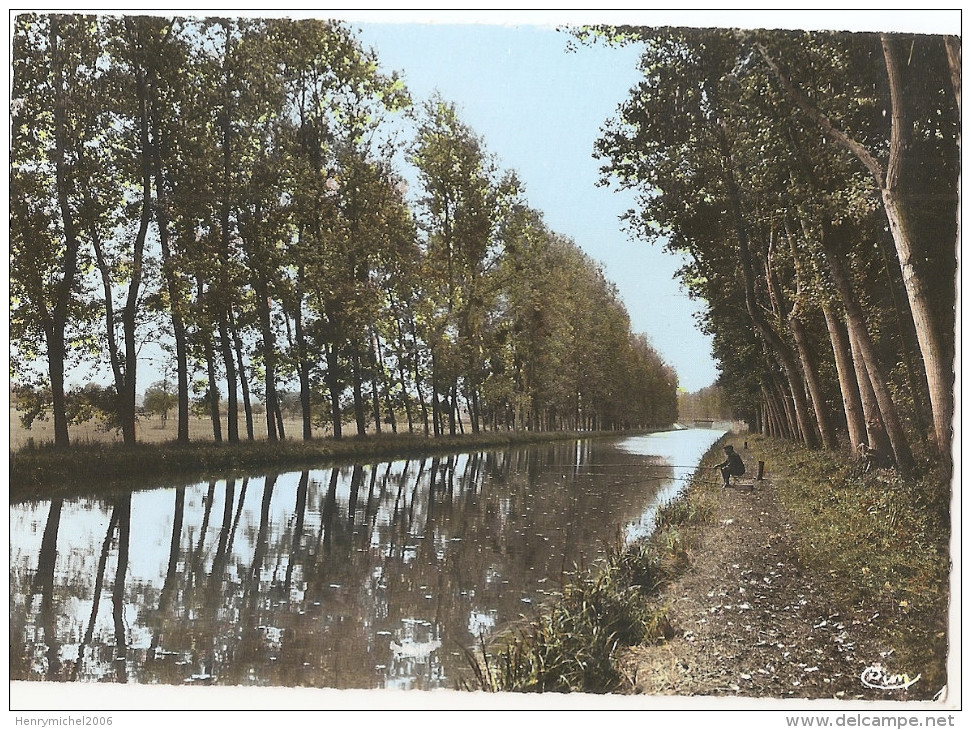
[8,8,960,397]
[331,9,959,393]
[352,18,716,392]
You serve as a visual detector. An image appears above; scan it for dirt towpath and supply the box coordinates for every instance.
[618,471,937,703]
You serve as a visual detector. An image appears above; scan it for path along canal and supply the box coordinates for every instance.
[10,428,725,690]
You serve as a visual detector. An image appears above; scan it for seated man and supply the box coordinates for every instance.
[715,444,745,487]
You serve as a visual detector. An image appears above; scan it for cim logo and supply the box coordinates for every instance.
[860,664,921,691]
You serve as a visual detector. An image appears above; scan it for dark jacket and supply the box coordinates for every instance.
[718,451,745,476]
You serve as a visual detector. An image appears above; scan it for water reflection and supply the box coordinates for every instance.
[10,430,723,689]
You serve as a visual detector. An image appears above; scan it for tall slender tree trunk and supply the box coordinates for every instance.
[367,332,383,436]
[875,234,931,438]
[294,290,313,440]
[430,348,442,437]
[215,23,238,445]
[846,320,892,458]
[162,249,191,443]
[274,400,286,441]
[119,24,153,447]
[253,280,278,441]
[352,349,368,437]
[229,312,254,440]
[820,222,914,473]
[770,374,799,441]
[448,383,459,436]
[821,303,867,453]
[779,227,838,449]
[46,17,82,449]
[408,316,430,436]
[879,34,952,456]
[388,307,415,434]
[203,335,222,443]
[219,317,239,442]
[714,111,818,447]
[374,330,397,434]
[197,278,223,443]
[149,102,190,444]
[761,39,953,456]
[325,341,343,439]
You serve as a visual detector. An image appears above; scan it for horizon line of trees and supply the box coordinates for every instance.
[584,25,958,478]
[10,13,679,449]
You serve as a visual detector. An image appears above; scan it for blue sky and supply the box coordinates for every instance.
[336,9,959,394]
[353,19,717,392]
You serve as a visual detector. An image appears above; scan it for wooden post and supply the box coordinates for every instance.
[757,460,765,480]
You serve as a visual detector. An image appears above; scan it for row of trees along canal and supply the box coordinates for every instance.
[10,14,679,450]
[580,26,958,480]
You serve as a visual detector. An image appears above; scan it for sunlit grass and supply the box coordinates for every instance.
[751,435,951,691]
[462,434,951,695]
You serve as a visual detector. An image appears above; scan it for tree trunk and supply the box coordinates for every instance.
[274,400,286,441]
[430,348,442,437]
[448,383,458,436]
[713,109,818,447]
[352,349,368,437]
[821,223,913,473]
[119,30,153,447]
[761,38,953,455]
[374,330,398,434]
[779,226,838,449]
[160,236,191,444]
[294,293,313,441]
[880,34,953,456]
[229,312,254,440]
[253,280,278,442]
[821,303,867,453]
[47,18,82,448]
[325,341,343,439]
[148,81,191,444]
[875,233,931,438]
[218,317,239,443]
[769,371,799,441]
[407,315,430,436]
[203,333,222,443]
[846,319,892,458]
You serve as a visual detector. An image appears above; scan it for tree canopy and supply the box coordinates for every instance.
[10,13,679,448]
[582,24,957,478]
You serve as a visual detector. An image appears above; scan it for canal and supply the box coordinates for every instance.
[9,428,725,690]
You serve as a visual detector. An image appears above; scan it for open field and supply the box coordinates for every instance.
[9,408,344,451]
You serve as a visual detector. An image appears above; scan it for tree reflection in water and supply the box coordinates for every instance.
[10,432,722,689]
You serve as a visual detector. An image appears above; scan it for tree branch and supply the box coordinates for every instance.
[756,41,887,186]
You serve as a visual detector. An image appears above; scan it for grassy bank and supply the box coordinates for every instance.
[9,428,638,503]
[757,435,952,692]
[461,433,952,694]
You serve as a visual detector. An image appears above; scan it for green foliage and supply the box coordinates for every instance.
[586,24,956,465]
[143,380,177,421]
[463,561,666,693]
[11,13,680,450]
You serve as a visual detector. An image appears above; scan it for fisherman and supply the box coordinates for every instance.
[715,444,745,488]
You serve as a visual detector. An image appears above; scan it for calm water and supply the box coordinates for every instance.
[10,428,724,690]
